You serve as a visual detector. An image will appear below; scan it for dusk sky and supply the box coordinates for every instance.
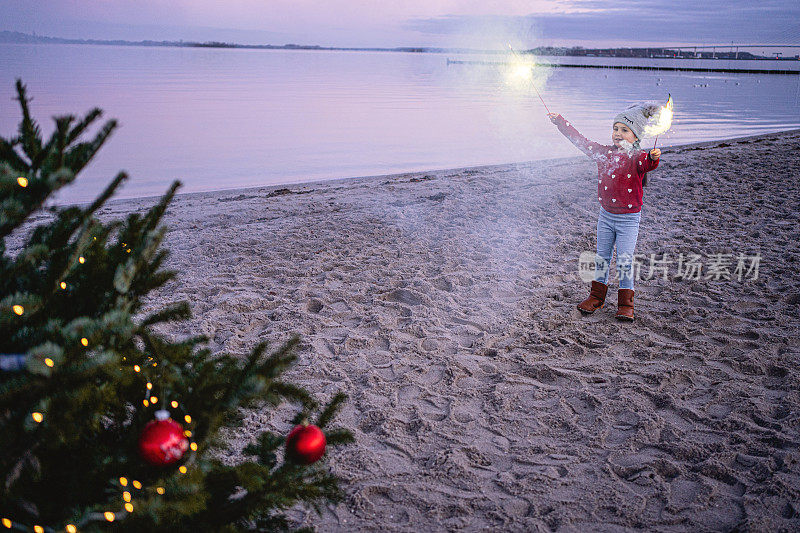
[2,0,799,50]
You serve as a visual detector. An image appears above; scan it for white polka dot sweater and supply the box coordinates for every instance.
[552,114,660,214]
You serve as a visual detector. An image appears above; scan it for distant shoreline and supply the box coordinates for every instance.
[446,58,800,75]
[2,30,797,61]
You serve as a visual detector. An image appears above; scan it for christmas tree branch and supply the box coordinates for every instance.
[322,428,355,447]
[0,166,73,240]
[14,80,43,165]
[66,108,103,146]
[63,118,118,176]
[265,381,316,410]
[31,114,73,171]
[139,301,192,328]
[0,140,27,173]
[83,171,127,218]
[316,391,347,429]
[258,336,301,379]
[140,180,181,235]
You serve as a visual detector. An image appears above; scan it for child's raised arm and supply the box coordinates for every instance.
[548,113,604,158]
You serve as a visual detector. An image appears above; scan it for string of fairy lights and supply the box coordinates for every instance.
[3,174,197,531]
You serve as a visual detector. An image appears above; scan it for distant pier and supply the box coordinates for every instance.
[446,59,800,75]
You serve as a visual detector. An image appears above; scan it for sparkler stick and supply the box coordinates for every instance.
[508,44,551,115]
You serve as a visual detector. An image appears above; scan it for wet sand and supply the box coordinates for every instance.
[104,129,800,531]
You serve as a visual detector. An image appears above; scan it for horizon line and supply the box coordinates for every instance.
[2,30,799,55]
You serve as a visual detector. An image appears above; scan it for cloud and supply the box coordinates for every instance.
[404,0,800,46]
[2,0,798,48]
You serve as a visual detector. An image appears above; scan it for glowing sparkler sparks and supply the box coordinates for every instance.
[514,65,532,81]
[504,46,535,86]
[643,94,674,138]
[506,44,552,114]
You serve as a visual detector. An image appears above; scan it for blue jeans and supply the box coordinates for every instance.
[595,207,642,290]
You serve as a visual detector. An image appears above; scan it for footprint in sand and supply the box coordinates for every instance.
[432,277,454,292]
[398,384,421,403]
[417,365,446,386]
[384,288,425,306]
[419,397,451,422]
[419,338,438,352]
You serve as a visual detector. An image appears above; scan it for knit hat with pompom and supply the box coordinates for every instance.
[613,101,662,142]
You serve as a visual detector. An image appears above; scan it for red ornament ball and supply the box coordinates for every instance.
[286,422,326,464]
[139,411,189,466]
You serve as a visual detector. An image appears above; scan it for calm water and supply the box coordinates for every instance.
[1,43,799,203]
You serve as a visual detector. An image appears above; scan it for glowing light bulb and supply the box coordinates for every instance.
[17,177,28,187]
[12,305,23,315]
[123,491,131,502]
[179,466,187,474]
[184,430,192,437]
[119,477,128,486]
[66,525,77,533]
[78,256,85,264]
[104,511,115,522]
[34,526,43,533]
[80,338,88,347]
[133,365,140,372]
[2,518,11,528]
[190,442,198,451]
[146,382,153,390]
[124,503,133,513]
[143,399,149,407]
[184,415,191,424]
[44,358,54,367]
[60,281,67,289]
[171,401,178,408]
[150,396,158,404]
[156,487,165,495]
[32,412,43,423]
[132,480,142,489]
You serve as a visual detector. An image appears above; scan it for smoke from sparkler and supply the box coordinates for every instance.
[437,20,555,166]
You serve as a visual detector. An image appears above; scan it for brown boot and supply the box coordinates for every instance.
[616,289,635,321]
[577,281,608,314]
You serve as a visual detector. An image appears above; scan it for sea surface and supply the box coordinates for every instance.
[1,43,799,203]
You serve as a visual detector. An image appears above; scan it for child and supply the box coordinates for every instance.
[548,104,662,321]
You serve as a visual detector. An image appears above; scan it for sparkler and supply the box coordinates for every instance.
[507,44,551,115]
[648,94,674,149]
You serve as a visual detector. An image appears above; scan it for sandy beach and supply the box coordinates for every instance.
[99,129,800,531]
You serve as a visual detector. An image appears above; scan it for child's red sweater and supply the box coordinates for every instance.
[552,114,659,214]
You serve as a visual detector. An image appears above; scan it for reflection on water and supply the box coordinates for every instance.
[1,44,798,202]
